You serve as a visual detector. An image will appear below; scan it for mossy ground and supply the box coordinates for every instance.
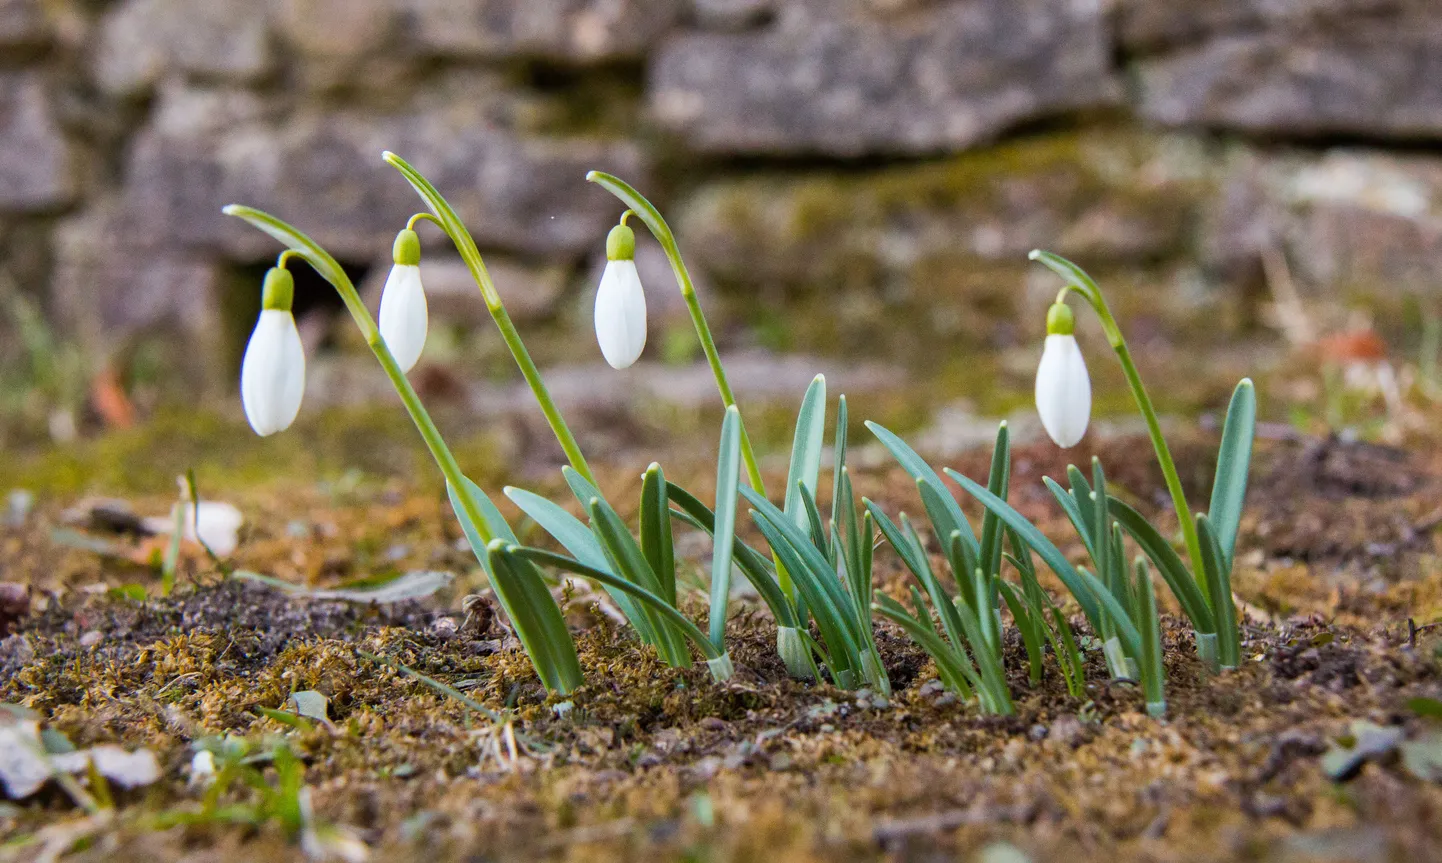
[3,419,1442,862]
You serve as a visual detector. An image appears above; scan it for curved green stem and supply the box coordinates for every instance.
[383,152,596,485]
[406,211,444,232]
[586,171,766,496]
[1033,250,1207,593]
[223,205,494,546]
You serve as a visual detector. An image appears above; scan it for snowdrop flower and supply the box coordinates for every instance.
[378,228,428,373]
[240,267,305,436]
[594,221,646,369]
[1035,301,1090,448]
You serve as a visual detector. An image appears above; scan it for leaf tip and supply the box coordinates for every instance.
[1027,249,1044,261]
[584,170,600,183]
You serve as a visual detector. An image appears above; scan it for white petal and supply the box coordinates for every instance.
[594,259,647,369]
[1035,334,1091,448]
[240,310,306,436]
[378,264,428,373]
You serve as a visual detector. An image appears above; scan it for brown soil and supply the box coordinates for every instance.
[3,433,1442,863]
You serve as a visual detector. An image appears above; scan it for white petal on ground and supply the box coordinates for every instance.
[143,501,244,557]
[378,263,428,373]
[1034,333,1091,448]
[240,310,306,436]
[593,259,647,369]
[1,720,160,799]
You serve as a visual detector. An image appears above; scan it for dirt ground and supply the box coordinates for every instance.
[3,426,1442,863]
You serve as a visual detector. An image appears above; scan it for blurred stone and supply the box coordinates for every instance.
[91,0,274,97]
[1138,9,1442,139]
[151,81,274,139]
[119,103,647,262]
[407,0,683,61]
[1116,0,1404,53]
[0,73,76,213]
[1199,147,1442,298]
[650,0,1119,156]
[690,0,777,30]
[1279,151,1442,293]
[272,0,398,61]
[0,0,48,50]
[49,199,222,353]
[676,130,1205,299]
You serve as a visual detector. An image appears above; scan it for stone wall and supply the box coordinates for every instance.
[1,0,1440,392]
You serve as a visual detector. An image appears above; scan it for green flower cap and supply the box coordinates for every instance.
[605,223,635,262]
[261,267,295,312]
[1046,301,1075,336]
[392,228,421,266]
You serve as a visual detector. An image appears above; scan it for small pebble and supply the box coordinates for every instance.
[78,631,103,648]
[1049,714,1085,748]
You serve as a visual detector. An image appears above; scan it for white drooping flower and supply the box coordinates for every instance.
[240,267,305,437]
[594,222,647,369]
[1035,302,1091,449]
[378,228,427,373]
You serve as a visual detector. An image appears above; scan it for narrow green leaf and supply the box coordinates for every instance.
[948,468,1144,660]
[918,478,976,595]
[640,463,676,605]
[666,481,795,628]
[587,497,691,668]
[978,422,1011,580]
[749,507,861,683]
[709,406,742,649]
[1135,556,1166,717]
[1044,476,1092,553]
[873,595,977,699]
[505,485,653,640]
[998,581,1044,686]
[950,591,1014,715]
[1091,459,1110,600]
[1107,496,1215,633]
[449,477,584,695]
[883,503,970,665]
[561,466,606,511]
[1209,379,1256,568]
[1198,515,1240,668]
[865,421,979,553]
[1067,465,1096,550]
[508,546,719,662]
[482,540,584,695]
[798,482,830,554]
[504,487,608,572]
[783,375,828,561]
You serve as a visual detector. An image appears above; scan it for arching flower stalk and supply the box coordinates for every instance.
[224,204,584,696]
